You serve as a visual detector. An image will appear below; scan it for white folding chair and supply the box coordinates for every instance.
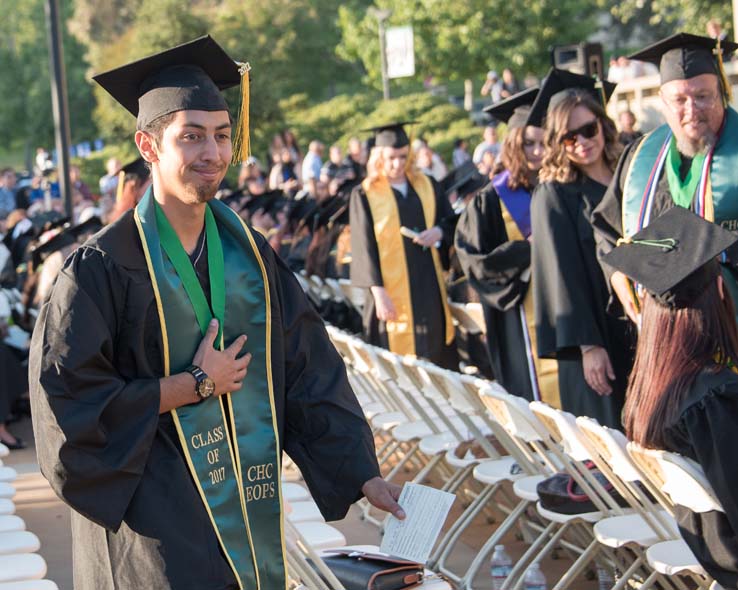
[628,443,719,590]
[0,554,47,583]
[0,582,59,590]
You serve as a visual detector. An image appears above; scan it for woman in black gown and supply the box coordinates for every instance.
[455,88,559,406]
[530,74,633,429]
[606,207,738,589]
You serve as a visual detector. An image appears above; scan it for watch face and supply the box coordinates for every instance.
[198,378,216,398]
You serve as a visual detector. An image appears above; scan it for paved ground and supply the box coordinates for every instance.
[6,417,599,590]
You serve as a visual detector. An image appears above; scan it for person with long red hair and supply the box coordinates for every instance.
[605,206,738,589]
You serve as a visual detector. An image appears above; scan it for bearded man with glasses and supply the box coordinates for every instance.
[593,33,738,325]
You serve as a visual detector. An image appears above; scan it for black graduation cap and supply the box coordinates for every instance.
[484,87,539,129]
[70,216,103,240]
[363,121,417,148]
[239,191,286,217]
[441,161,487,199]
[288,198,318,225]
[314,197,349,231]
[602,207,738,308]
[93,35,242,129]
[30,212,68,232]
[629,33,738,84]
[526,68,617,128]
[118,157,150,182]
[30,230,77,268]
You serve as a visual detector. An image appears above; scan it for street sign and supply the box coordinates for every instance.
[386,26,415,79]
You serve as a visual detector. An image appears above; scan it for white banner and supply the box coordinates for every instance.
[386,26,415,79]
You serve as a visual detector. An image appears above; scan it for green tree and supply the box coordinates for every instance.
[0,0,97,163]
[603,0,731,37]
[337,0,599,90]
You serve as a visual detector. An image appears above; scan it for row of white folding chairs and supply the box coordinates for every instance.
[0,445,57,589]
[327,325,726,590]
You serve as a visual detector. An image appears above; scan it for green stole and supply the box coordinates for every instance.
[134,189,287,590]
[622,108,738,317]
[622,107,738,237]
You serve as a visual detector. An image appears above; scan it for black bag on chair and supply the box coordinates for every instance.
[320,550,424,590]
[537,461,629,514]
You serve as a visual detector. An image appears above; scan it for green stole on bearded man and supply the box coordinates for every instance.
[134,189,287,590]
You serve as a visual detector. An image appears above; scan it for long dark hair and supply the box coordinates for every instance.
[494,126,535,191]
[624,274,738,448]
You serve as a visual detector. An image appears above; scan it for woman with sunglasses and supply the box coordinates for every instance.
[530,72,633,429]
[455,88,559,406]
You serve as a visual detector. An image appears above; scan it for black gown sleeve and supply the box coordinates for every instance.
[591,139,641,283]
[531,182,606,358]
[349,186,383,288]
[672,386,738,541]
[29,247,161,532]
[433,177,457,246]
[267,244,380,520]
[455,186,531,311]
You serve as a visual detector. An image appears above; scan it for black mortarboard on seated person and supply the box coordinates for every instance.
[288,198,318,225]
[629,33,738,86]
[93,35,252,162]
[484,87,539,129]
[70,216,103,240]
[441,161,487,199]
[526,68,617,128]
[363,121,417,148]
[30,229,77,268]
[602,207,738,308]
[119,157,150,182]
[314,197,349,231]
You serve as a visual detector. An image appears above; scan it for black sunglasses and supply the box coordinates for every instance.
[561,120,600,147]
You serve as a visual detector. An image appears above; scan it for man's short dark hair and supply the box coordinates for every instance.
[138,112,178,147]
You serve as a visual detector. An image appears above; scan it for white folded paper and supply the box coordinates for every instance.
[380,483,455,563]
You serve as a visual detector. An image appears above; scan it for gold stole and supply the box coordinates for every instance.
[499,200,561,408]
[363,172,454,356]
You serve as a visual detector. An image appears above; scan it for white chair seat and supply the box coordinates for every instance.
[392,420,433,443]
[282,483,310,503]
[0,484,15,500]
[362,402,387,420]
[0,517,24,533]
[0,554,47,582]
[419,432,463,456]
[371,411,408,432]
[512,475,545,502]
[287,501,325,524]
[594,512,675,548]
[444,449,480,469]
[473,457,524,485]
[294,522,346,550]
[536,502,603,524]
[0,500,15,516]
[0,468,16,484]
[0,445,7,459]
[0,581,59,590]
[0,532,40,556]
[647,539,706,577]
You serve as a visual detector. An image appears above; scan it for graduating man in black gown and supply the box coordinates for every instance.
[350,122,458,369]
[29,36,402,590]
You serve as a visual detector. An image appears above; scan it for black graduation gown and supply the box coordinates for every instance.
[531,178,633,429]
[455,184,536,398]
[662,369,738,589]
[29,210,379,590]
[349,179,458,369]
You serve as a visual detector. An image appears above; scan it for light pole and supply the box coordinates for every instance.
[45,0,73,218]
[369,7,392,100]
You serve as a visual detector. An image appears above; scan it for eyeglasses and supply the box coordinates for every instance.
[662,92,719,113]
[560,120,600,147]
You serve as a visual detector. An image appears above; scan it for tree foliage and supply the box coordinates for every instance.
[0,0,96,161]
[603,0,731,36]
[337,0,600,90]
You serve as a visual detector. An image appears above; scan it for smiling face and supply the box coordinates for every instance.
[660,74,724,156]
[562,105,605,168]
[381,146,409,183]
[523,126,545,171]
[140,109,232,204]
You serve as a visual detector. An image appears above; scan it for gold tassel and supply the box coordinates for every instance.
[594,77,608,108]
[115,170,125,204]
[231,61,251,166]
[714,38,733,105]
